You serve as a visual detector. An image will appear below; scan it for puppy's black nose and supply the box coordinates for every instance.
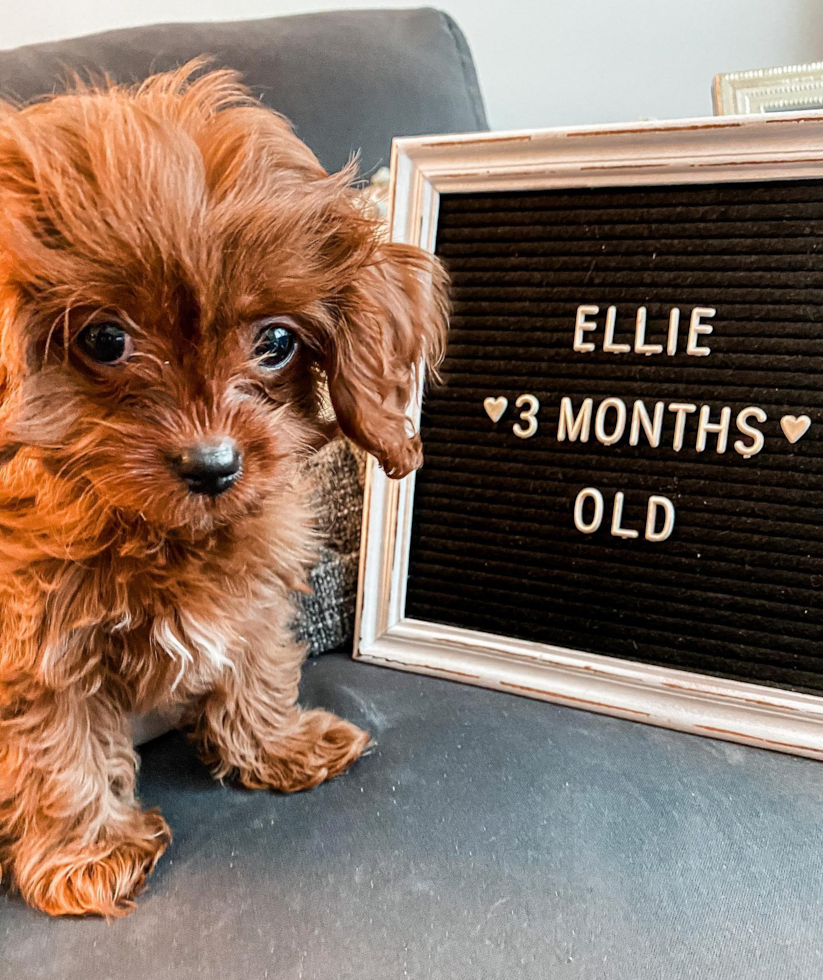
[172,439,242,496]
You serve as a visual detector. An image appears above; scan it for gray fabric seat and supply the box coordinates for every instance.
[4,652,823,979]
[0,7,487,177]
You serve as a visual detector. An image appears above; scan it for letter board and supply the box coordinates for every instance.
[355,116,823,759]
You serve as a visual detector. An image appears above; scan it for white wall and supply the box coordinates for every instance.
[2,1,823,130]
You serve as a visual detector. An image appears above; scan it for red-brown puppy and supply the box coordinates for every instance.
[0,63,448,917]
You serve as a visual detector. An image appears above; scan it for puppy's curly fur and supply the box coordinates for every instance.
[0,63,448,917]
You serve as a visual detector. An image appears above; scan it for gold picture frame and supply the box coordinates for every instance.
[714,61,823,115]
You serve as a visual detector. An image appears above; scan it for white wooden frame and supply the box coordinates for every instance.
[354,112,823,761]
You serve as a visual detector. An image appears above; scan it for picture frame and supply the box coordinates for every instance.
[353,113,823,762]
[713,62,823,115]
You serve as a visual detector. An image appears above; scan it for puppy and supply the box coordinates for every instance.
[0,63,448,917]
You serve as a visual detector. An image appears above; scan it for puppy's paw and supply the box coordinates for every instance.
[240,709,370,793]
[19,809,171,918]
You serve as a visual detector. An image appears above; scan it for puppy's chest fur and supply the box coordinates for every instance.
[1,496,316,711]
[48,543,280,706]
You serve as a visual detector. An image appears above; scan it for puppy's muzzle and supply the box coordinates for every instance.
[171,438,242,496]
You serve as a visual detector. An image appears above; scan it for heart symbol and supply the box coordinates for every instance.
[484,396,508,423]
[781,414,811,444]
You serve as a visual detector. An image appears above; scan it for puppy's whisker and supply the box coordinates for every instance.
[129,351,167,372]
[43,309,68,365]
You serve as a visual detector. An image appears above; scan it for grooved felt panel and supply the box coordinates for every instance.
[405,179,823,693]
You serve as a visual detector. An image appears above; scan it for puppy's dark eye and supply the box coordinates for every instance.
[77,322,133,365]
[253,318,298,370]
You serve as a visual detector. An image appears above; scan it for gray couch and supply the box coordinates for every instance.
[0,7,487,176]
[3,11,823,980]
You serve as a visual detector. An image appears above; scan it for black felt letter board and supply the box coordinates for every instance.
[405,179,823,693]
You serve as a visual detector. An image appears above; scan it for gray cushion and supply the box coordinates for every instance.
[6,653,823,979]
[0,8,488,177]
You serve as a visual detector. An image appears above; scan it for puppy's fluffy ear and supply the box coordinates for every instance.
[325,242,449,478]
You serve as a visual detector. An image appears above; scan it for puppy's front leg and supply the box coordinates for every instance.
[191,625,369,792]
[1,683,170,917]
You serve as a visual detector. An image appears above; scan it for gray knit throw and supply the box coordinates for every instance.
[293,438,366,656]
